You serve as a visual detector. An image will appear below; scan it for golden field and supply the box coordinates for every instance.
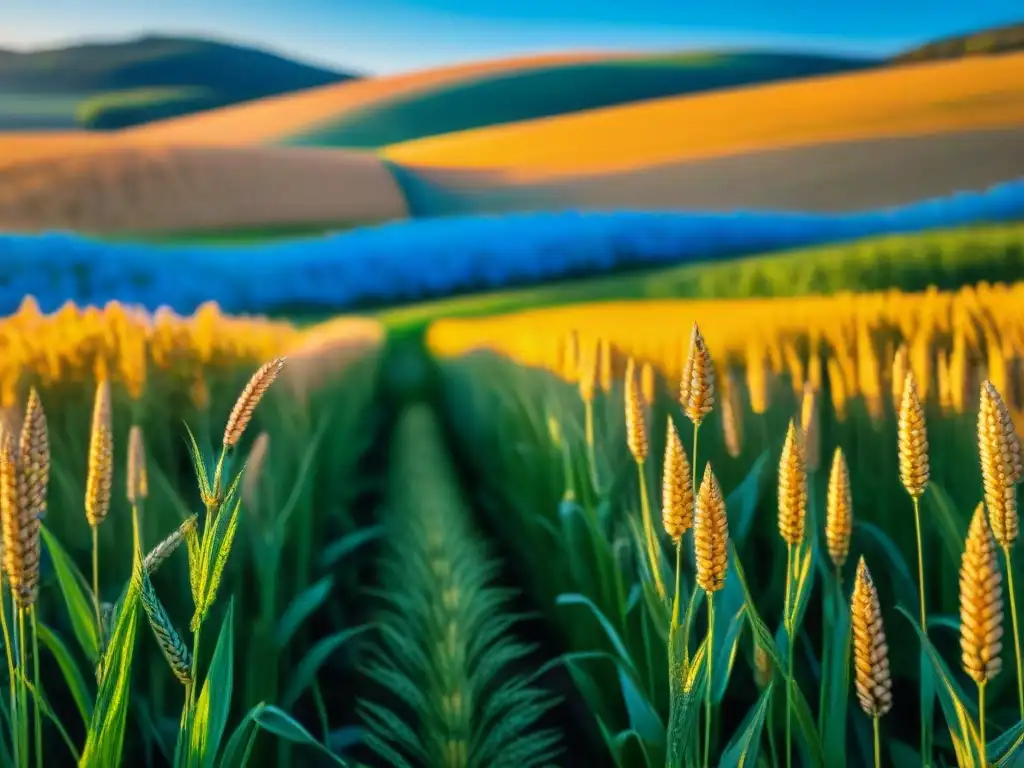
[383,52,1024,180]
[428,281,1024,422]
[0,144,408,233]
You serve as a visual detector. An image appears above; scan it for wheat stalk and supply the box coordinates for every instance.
[223,357,286,449]
[778,419,808,549]
[826,447,853,572]
[127,424,148,505]
[897,371,929,499]
[18,388,48,522]
[799,381,820,473]
[684,323,714,428]
[693,462,727,768]
[721,369,743,459]
[977,380,1023,720]
[624,357,649,463]
[961,503,1004,759]
[851,557,892,768]
[661,416,693,543]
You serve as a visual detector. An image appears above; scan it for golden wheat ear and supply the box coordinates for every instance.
[624,357,648,462]
[960,503,1004,685]
[694,464,728,594]
[851,557,893,718]
[684,323,714,427]
[661,417,693,542]
[778,419,808,548]
[826,447,853,570]
[223,357,286,450]
[978,381,1021,548]
[898,371,929,499]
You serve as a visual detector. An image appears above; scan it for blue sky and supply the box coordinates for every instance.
[3,0,1020,74]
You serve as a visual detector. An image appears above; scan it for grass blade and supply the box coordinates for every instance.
[42,526,99,663]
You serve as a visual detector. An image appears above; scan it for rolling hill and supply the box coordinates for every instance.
[894,20,1024,63]
[381,52,1024,214]
[280,51,873,149]
[0,35,355,129]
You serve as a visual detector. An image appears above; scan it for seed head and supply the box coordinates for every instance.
[680,327,696,408]
[979,381,1022,548]
[1,431,40,608]
[640,362,656,409]
[799,381,820,473]
[143,515,197,575]
[897,371,929,499]
[127,425,148,505]
[85,378,113,528]
[624,357,649,462]
[721,370,743,459]
[561,331,580,383]
[778,420,808,547]
[891,343,909,414]
[598,339,613,394]
[661,417,693,542]
[694,464,728,593]
[578,339,598,404]
[826,447,853,569]
[224,357,285,449]
[19,387,49,521]
[960,503,1004,684]
[746,344,771,415]
[851,558,893,718]
[684,323,714,427]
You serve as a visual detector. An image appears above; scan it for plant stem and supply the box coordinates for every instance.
[913,495,931,765]
[1,584,18,767]
[785,543,793,768]
[767,693,779,768]
[704,592,714,768]
[978,681,987,766]
[92,525,101,634]
[873,715,881,768]
[1002,545,1024,720]
[584,398,599,493]
[636,460,666,601]
[17,607,28,767]
[29,607,41,768]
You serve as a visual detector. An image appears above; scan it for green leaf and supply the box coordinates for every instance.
[730,450,770,544]
[282,625,373,709]
[820,583,851,765]
[79,576,141,767]
[37,622,94,725]
[275,576,334,649]
[556,592,663,742]
[193,600,236,768]
[896,606,980,768]
[719,683,773,768]
[218,703,265,768]
[855,521,918,613]
[924,482,970,566]
[42,526,99,663]
[993,720,1024,766]
[254,705,348,766]
[732,544,825,768]
[317,526,383,569]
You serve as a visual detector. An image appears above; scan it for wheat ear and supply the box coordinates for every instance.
[826,447,853,572]
[980,380,1024,721]
[18,388,49,522]
[778,419,808,549]
[85,378,113,635]
[961,503,1004,760]
[851,557,892,768]
[661,417,693,543]
[693,462,727,768]
[223,357,286,449]
[684,323,714,427]
[127,424,148,505]
[624,357,649,462]
[1,433,39,609]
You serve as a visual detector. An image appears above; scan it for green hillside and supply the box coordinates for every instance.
[378,222,1024,331]
[893,20,1024,63]
[282,51,875,149]
[0,35,356,129]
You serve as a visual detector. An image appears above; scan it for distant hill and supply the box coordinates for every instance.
[0,35,357,129]
[894,21,1024,63]
[282,51,874,149]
